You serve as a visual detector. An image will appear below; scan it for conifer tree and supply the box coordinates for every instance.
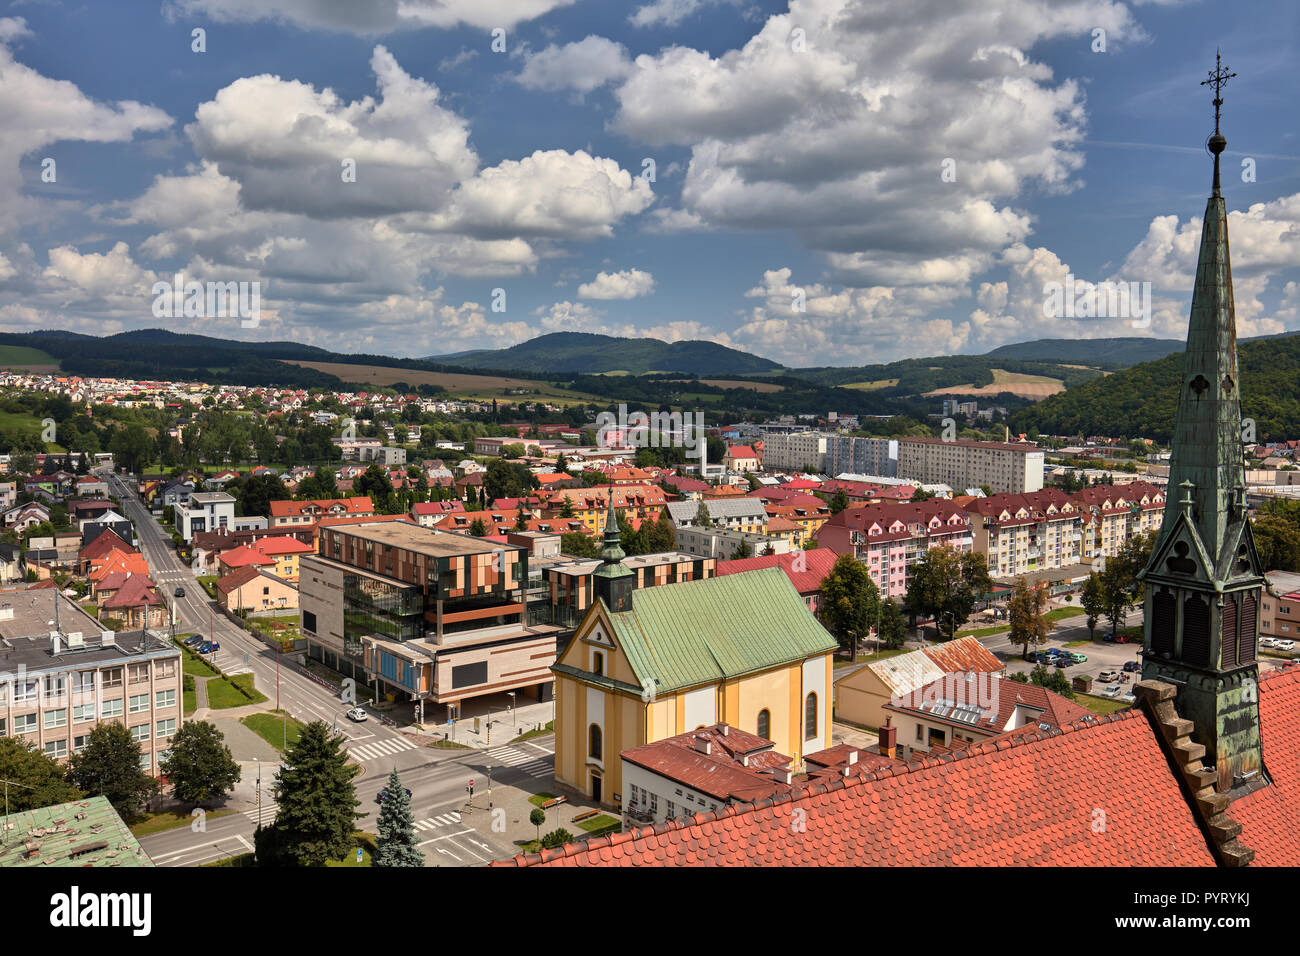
[256,721,361,867]
[374,768,424,867]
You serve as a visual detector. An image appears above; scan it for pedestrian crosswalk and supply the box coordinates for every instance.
[347,735,420,763]
[243,802,277,826]
[413,812,462,831]
[486,746,553,778]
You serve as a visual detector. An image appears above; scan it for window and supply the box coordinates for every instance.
[667,801,676,819]
[102,667,123,689]
[72,670,96,697]
[131,723,150,742]
[129,663,150,684]
[0,717,5,735]
[588,724,603,761]
[157,659,176,679]
[138,753,151,771]
[73,703,95,723]
[129,694,150,714]
[14,713,37,734]
[13,678,36,705]
[73,735,89,754]
[44,740,67,759]
[756,709,770,740]
[101,698,123,718]
[156,689,176,709]
[649,791,658,812]
[156,718,177,739]
[302,610,317,634]
[592,651,604,676]
[44,708,67,729]
[916,724,924,741]
[43,674,66,702]
[805,692,818,740]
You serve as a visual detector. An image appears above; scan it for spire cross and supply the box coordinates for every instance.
[1200,49,1236,136]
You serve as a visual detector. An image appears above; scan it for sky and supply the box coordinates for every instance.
[1,0,1298,368]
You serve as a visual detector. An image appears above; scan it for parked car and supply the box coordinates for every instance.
[1028,649,1061,664]
[1101,685,1122,698]
[1054,657,1071,668]
[1261,637,1280,648]
[198,641,219,654]
[376,787,411,804]
[1120,692,1137,704]
[1060,651,1087,664]
[346,707,369,722]
[1113,634,1132,644]
[1098,669,1120,682]
[1275,639,1296,651]
[183,635,204,647]
[1122,660,1141,673]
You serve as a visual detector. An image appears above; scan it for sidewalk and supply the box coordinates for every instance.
[405,699,556,748]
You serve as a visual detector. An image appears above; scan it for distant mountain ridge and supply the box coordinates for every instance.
[426,331,783,376]
[985,337,1184,367]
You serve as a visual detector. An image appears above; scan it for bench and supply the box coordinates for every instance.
[540,796,567,810]
[571,808,601,824]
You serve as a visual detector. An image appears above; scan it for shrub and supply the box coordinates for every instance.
[541,827,574,850]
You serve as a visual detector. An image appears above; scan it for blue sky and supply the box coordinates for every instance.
[2,0,1298,367]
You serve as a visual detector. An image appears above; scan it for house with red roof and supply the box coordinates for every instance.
[99,574,166,629]
[722,445,760,473]
[716,547,839,617]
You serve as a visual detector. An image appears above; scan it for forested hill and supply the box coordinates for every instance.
[1009,332,1300,442]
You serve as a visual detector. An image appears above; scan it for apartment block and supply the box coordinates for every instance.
[897,438,1044,494]
[0,589,182,772]
[173,492,236,543]
[1071,482,1165,560]
[814,500,972,598]
[761,432,831,472]
[827,436,899,479]
[963,490,1085,579]
[665,497,768,534]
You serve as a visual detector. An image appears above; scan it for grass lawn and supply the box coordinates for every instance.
[426,738,471,749]
[323,833,377,868]
[528,792,558,808]
[956,624,1010,638]
[197,575,219,599]
[183,675,197,716]
[128,808,233,837]
[241,710,306,751]
[1045,606,1086,622]
[1063,639,1093,647]
[510,721,554,743]
[183,655,220,679]
[1076,693,1131,716]
[206,673,268,709]
[576,813,620,837]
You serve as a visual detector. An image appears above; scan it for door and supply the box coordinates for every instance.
[591,773,602,804]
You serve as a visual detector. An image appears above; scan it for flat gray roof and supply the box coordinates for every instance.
[332,521,520,559]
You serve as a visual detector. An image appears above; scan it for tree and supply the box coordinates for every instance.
[66,723,160,817]
[256,721,361,867]
[732,539,753,559]
[643,508,676,553]
[484,458,537,501]
[558,496,575,518]
[905,545,993,641]
[231,473,285,518]
[819,554,880,657]
[541,827,574,849]
[0,737,82,811]
[1081,573,1105,638]
[693,500,712,527]
[374,769,423,867]
[1253,515,1300,571]
[1007,578,1050,660]
[355,465,395,511]
[561,531,601,558]
[827,489,849,515]
[554,452,569,474]
[1027,663,1076,700]
[513,510,529,532]
[469,518,487,537]
[160,720,241,805]
[529,807,546,841]
[877,598,907,649]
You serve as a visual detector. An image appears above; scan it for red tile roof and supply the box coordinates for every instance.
[101,574,162,609]
[622,724,793,804]
[497,709,1219,867]
[268,497,374,518]
[716,548,839,594]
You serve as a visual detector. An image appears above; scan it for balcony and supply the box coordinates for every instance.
[624,803,656,825]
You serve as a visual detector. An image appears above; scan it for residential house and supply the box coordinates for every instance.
[173,492,237,543]
[832,636,1004,729]
[217,565,298,613]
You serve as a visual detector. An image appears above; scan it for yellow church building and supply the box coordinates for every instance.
[552,501,838,808]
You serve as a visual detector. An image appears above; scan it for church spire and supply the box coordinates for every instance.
[593,486,634,612]
[1141,53,1264,795]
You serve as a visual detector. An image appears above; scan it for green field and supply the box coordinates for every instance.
[0,345,57,369]
[241,710,307,752]
[206,673,268,709]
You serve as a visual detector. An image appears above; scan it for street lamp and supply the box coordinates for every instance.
[508,691,517,726]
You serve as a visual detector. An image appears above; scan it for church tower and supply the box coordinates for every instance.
[592,489,634,612]
[1139,53,1265,794]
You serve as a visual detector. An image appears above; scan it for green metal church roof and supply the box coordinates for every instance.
[604,566,837,694]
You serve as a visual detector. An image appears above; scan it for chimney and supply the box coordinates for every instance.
[719,723,729,736]
[845,749,858,766]
[67,632,83,647]
[878,722,898,759]
[692,736,712,755]
[50,634,62,654]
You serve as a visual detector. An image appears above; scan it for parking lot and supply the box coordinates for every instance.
[1002,633,1145,701]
